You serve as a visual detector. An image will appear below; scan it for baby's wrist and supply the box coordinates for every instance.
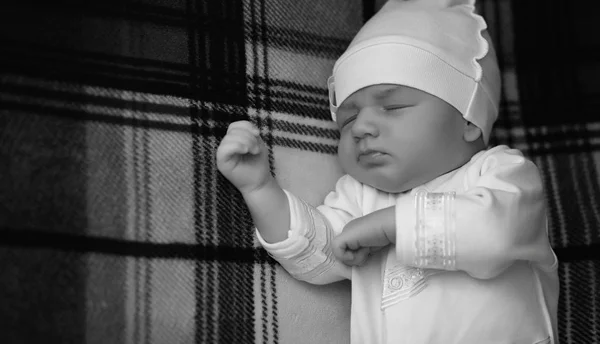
[239,176,276,196]
[241,177,280,202]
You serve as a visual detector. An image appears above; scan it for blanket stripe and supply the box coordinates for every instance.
[0,228,598,264]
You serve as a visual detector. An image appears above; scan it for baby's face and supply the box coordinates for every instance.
[335,84,479,193]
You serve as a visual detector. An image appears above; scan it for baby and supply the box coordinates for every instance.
[217,0,559,342]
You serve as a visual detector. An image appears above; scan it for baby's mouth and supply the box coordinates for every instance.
[361,151,383,158]
[357,149,387,165]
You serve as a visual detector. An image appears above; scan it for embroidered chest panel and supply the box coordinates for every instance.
[381,265,439,309]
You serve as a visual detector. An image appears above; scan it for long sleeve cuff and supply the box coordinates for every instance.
[255,190,311,256]
[396,189,458,270]
[255,190,338,282]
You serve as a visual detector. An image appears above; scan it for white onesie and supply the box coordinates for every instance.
[257,145,559,344]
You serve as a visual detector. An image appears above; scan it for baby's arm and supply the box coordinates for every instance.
[395,147,557,279]
[216,120,289,243]
[217,121,354,283]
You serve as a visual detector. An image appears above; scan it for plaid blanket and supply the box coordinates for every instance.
[0,0,598,343]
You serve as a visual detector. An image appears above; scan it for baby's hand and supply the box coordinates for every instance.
[216,121,271,194]
[332,207,396,266]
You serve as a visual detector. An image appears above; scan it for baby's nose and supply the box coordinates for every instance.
[351,110,380,140]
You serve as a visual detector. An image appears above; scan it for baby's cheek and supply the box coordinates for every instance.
[337,145,356,174]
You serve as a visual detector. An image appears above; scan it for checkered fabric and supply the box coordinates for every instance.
[0,1,598,343]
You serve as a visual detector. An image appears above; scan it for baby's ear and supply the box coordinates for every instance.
[463,121,482,142]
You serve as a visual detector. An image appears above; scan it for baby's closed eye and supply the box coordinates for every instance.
[383,104,412,111]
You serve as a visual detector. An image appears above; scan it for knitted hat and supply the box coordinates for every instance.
[328,0,501,144]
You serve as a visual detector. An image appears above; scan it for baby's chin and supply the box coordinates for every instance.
[371,183,413,194]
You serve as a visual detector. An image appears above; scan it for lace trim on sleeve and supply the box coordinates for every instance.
[414,189,457,270]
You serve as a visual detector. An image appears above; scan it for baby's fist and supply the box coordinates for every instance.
[216,121,271,194]
[333,207,396,266]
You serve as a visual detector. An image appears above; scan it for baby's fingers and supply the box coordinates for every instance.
[338,247,371,267]
[333,236,371,266]
[226,127,262,155]
[227,120,260,136]
[217,138,250,163]
[216,135,254,165]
